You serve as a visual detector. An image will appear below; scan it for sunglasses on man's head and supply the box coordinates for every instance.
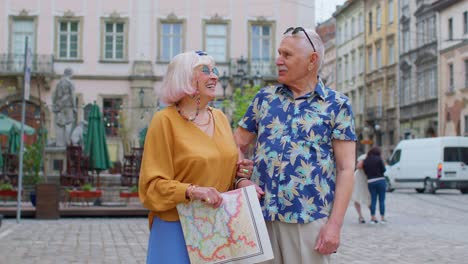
[283,27,316,52]
[195,50,208,56]
[200,65,219,77]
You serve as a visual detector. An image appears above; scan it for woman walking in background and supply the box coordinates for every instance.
[353,154,370,223]
[363,146,387,224]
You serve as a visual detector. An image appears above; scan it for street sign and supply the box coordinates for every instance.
[360,139,374,145]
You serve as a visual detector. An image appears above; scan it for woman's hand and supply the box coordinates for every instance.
[236,159,254,179]
[191,186,223,207]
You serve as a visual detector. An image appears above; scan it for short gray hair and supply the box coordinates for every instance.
[283,27,324,70]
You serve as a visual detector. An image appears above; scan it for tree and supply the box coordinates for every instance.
[223,84,261,128]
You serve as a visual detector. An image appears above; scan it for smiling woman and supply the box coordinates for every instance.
[139,51,254,263]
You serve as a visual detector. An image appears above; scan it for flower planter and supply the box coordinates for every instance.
[0,190,18,202]
[119,192,139,198]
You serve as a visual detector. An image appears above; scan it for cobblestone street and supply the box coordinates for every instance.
[1,190,467,263]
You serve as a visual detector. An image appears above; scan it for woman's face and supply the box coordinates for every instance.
[193,64,219,100]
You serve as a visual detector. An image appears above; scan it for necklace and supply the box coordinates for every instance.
[193,108,212,126]
[175,95,201,121]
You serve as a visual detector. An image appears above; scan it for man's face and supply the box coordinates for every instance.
[275,37,312,86]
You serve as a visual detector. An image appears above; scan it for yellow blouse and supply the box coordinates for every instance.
[139,106,238,226]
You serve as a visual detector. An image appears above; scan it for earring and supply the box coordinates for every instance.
[308,64,313,71]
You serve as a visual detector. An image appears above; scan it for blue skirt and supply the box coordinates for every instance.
[147,217,190,264]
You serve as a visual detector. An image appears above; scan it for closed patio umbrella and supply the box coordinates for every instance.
[84,103,111,189]
[8,126,21,154]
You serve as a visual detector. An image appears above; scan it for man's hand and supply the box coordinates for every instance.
[314,221,341,255]
[237,179,264,199]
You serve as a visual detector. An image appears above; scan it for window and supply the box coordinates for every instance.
[160,22,183,62]
[429,67,437,98]
[464,11,468,34]
[377,89,382,117]
[402,0,409,17]
[388,149,401,165]
[449,64,454,92]
[403,27,410,52]
[388,80,394,107]
[359,13,364,33]
[359,48,364,73]
[351,17,355,37]
[351,52,355,78]
[417,71,425,100]
[103,98,122,136]
[417,21,424,47]
[359,87,364,114]
[376,6,382,30]
[344,22,348,41]
[12,19,35,55]
[430,16,436,42]
[101,18,128,61]
[337,26,341,45]
[368,12,373,34]
[388,0,394,24]
[344,55,348,81]
[337,60,342,83]
[250,23,274,75]
[376,45,382,69]
[465,59,468,88]
[57,19,81,59]
[444,147,468,164]
[205,23,228,62]
[448,18,453,40]
[388,42,394,65]
[368,48,373,72]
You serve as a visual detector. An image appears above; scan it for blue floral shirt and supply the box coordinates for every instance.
[239,79,356,223]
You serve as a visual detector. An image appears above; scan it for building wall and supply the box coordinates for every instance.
[436,0,468,136]
[334,0,367,154]
[0,0,314,163]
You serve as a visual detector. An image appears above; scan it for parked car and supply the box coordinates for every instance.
[385,137,468,194]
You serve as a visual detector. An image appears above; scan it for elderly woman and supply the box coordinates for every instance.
[139,51,253,263]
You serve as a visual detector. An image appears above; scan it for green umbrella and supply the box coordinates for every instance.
[84,103,111,189]
[0,114,35,135]
[8,126,21,154]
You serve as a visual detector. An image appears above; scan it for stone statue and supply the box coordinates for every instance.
[53,68,76,147]
[71,120,88,146]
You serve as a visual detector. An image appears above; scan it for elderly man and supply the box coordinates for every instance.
[234,27,356,264]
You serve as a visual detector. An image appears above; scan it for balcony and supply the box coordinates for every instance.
[366,106,383,122]
[0,53,54,75]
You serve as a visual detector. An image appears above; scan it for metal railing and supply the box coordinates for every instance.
[0,53,54,74]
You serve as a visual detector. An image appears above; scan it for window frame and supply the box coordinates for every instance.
[100,16,129,63]
[248,20,276,76]
[102,98,123,137]
[55,16,83,62]
[158,17,186,63]
[388,0,394,24]
[9,15,37,55]
[203,19,230,63]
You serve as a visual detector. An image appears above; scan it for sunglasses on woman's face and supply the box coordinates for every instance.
[200,65,219,77]
[283,27,316,52]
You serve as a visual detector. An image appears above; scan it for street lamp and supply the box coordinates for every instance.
[219,71,229,98]
[253,70,262,87]
[237,56,248,76]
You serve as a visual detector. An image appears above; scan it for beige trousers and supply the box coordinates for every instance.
[259,218,330,264]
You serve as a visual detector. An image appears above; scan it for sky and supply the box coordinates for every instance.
[315,0,346,24]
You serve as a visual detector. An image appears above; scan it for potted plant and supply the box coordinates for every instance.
[0,182,17,202]
[120,185,139,201]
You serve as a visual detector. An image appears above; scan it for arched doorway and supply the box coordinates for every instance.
[0,100,45,148]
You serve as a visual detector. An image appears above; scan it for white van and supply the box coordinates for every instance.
[386,137,468,194]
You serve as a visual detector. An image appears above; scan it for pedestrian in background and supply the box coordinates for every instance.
[234,26,356,264]
[139,51,253,263]
[363,146,387,224]
[353,154,370,224]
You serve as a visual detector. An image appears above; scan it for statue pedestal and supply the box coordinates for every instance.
[44,146,66,177]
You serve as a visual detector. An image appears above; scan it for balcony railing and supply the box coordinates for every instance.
[0,53,54,75]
